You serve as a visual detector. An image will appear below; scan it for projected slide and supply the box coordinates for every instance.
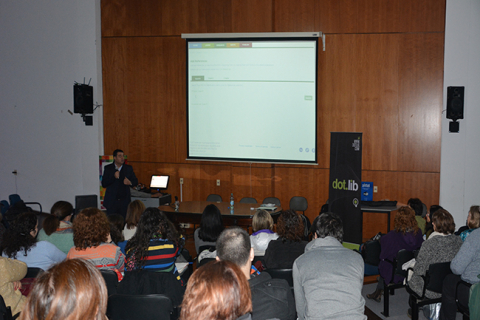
[187,39,317,164]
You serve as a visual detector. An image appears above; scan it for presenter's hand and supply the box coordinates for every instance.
[124,177,132,185]
[114,171,120,179]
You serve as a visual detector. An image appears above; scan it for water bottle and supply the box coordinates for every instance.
[230,193,234,211]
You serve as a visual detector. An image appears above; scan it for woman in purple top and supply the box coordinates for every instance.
[250,210,278,256]
[367,206,423,302]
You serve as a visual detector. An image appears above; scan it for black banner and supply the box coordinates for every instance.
[328,132,362,244]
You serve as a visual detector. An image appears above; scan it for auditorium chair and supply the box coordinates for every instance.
[206,194,222,202]
[264,268,294,288]
[100,269,119,297]
[107,294,174,320]
[239,197,257,204]
[289,196,311,240]
[262,197,281,207]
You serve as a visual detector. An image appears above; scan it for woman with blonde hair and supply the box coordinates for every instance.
[180,260,252,320]
[459,205,480,241]
[123,200,145,241]
[250,210,278,256]
[367,206,423,302]
[19,259,108,320]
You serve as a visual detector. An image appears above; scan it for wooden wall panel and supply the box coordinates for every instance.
[274,0,315,32]
[232,166,274,203]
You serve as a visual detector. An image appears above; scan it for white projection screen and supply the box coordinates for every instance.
[183,33,320,164]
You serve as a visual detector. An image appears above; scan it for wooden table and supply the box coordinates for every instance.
[160,201,282,228]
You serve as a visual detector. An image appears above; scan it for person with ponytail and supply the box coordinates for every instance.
[37,201,75,254]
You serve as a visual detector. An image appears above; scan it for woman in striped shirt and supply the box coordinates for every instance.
[125,207,184,277]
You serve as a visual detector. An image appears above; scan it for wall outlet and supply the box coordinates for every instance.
[180,178,184,185]
[216,179,220,186]
[374,186,378,193]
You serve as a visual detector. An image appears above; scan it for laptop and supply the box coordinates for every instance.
[149,175,170,192]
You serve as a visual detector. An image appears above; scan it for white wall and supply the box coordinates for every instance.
[440,0,480,226]
[0,0,103,210]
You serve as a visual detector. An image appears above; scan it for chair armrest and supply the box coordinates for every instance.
[25,202,42,213]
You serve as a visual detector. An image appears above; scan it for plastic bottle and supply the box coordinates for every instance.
[230,193,234,210]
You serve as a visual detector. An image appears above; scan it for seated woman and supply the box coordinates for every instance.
[250,210,278,256]
[180,260,252,320]
[194,204,224,254]
[0,257,27,317]
[264,210,307,269]
[123,200,145,241]
[125,208,184,275]
[424,204,443,239]
[67,208,125,273]
[37,201,75,254]
[0,212,66,270]
[367,206,423,302]
[459,205,479,241]
[19,259,108,320]
[408,209,462,298]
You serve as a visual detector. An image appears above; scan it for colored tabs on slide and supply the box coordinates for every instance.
[202,43,215,48]
[191,76,204,81]
[227,43,239,48]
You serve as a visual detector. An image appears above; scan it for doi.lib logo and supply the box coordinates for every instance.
[332,179,358,191]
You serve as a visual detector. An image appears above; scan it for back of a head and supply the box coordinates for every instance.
[125,200,145,229]
[199,204,224,242]
[44,201,73,236]
[108,214,125,244]
[72,208,109,249]
[276,210,304,242]
[216,227,251,267]
[19,258,108,320]
[468,205,480,229]
[311,212,344,243]
[407,198,423,216]
[432,209,455,235]
[180,260,252,320]
[0,211,37,258]
[252,210,273,232]
[394,206,419,234]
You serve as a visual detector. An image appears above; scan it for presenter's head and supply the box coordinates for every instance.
[113,149,124,166]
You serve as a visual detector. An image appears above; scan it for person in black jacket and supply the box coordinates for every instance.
[101,149,138,218]
[216,227,296,320]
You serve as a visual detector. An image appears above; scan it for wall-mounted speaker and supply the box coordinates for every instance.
[74,84,94,114]
[446,86,464,120]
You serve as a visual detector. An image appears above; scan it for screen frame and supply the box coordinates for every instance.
[184,33,319,165]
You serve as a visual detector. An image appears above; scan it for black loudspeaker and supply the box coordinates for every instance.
[446,86,464,120]
[74,84,94,114]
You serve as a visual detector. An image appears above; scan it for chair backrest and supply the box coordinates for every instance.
[262,197,281,207]
[425,262,453,294]
[100,269,119,297]
[264,268,293,287]
[363,240,381,266]
[206,194,222,202]
[25,267,43,279]
[107,294,173,320]
[75,194,98,215]
[239,197,257,204]
[289,196,308,212]
[394,249,414,278]
[8,194,22,206]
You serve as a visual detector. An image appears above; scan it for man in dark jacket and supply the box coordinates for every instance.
[216,227,296,320]
[101,149,138,218]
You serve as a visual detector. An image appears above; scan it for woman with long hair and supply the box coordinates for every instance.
[194,204,224,254]
[67,208,124,273]
[367,206,423,302]
[19,259,108,320]
[125,207,184,274]
[264,209,307,269]
[123,199,145,241]
[459,205,480,241]
[0,212,66,270]
[180,260,252,320]
[250,210,278,256]
[37,201,75,254]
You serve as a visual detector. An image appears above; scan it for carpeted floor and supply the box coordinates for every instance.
[362,283,464,320]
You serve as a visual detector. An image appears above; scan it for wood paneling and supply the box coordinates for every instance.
[274,0,315,32]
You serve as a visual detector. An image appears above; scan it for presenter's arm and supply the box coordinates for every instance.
[102,165,116,188]
[125,165,138,186]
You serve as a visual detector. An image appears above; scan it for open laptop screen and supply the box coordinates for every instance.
[150,175,170,190]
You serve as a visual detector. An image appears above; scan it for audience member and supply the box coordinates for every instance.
[250,210,278,256]
[0,212,66,270]
[408,209,462,299]
[180,260,252,320]
[194,204,224,254]
[37,201,74,254]
[216,227,295,320]
[67,208,125,272]
[439,227,480,320]
[19,259,108,320]
[367,206,423,302]
[293,212,366,320]
[264,210,307,269]
[458,205,479,241]
[424,204,443,239]
[408,198,426,234]
[123,199,145,241]
[125,208,184,276]
[108,213,125,244]
[0,257,27,316]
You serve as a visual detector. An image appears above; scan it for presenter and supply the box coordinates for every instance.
[102,149,138,218]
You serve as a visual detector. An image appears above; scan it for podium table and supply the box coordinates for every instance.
[160,201,282,228]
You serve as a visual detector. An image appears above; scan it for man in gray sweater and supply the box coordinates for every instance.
[293,212,366,320]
